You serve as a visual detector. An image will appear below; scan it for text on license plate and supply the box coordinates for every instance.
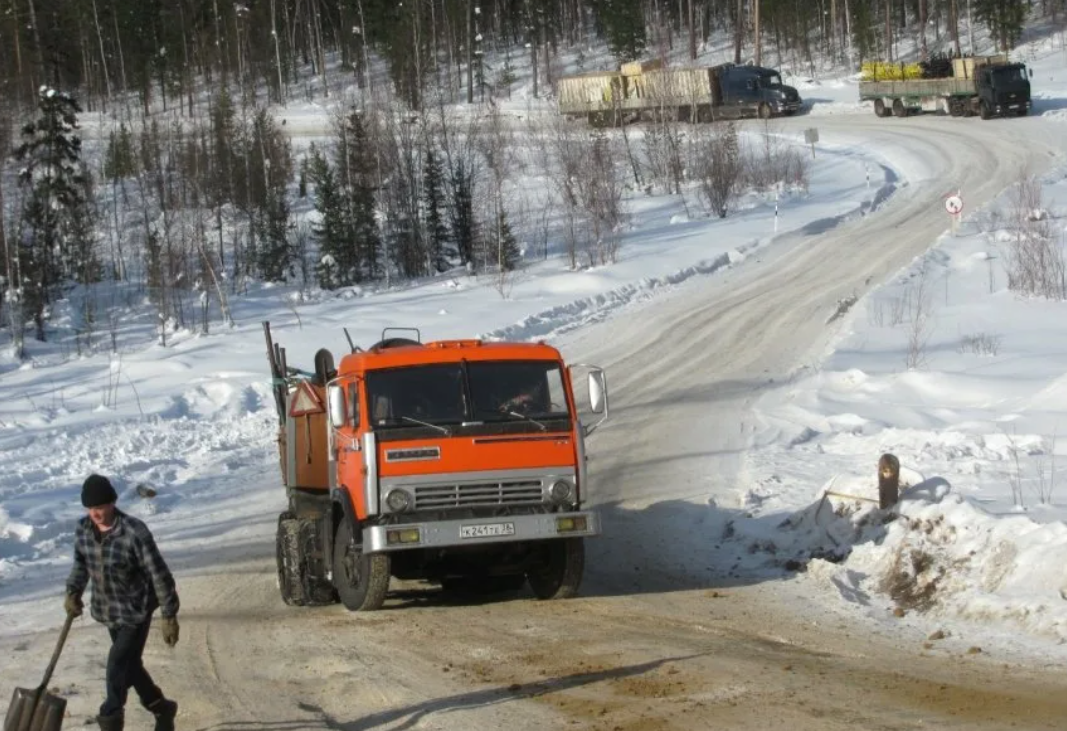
[460,522,516,539]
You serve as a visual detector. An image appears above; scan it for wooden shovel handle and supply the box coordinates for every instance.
[38,612,75,690]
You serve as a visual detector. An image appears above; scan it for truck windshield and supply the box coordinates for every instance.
[760,72,783,88]
[365,360,570,429]
[467,361,570,421]
[992,67,1027,83]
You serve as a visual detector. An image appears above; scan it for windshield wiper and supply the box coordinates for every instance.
[400,415,452,436]
[502,410,548,431]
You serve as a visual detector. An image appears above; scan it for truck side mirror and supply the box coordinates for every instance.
[328,384,347,428]
[588,370,607,414]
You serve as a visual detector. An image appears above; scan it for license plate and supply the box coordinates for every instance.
[460,522,516,539]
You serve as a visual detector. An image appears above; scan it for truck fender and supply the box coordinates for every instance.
[332,487,360,540]
[326,486,360,571]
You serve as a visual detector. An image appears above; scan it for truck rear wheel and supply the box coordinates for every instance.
[528,538,585,600]
[980,101,992,120]
[874,99,889,117]
[333,518,390,611]
[276,513,338,607]
[892,99,907,118]
[276,513,308,606]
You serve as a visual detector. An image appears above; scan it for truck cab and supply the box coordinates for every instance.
[269,327,608,611]
[719,64,803,117]
[976,62,1031,118]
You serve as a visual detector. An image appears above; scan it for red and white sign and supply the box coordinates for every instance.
[944,194,964,216]
[288,381,325,417]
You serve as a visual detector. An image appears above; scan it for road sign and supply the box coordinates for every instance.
[289,380,325,417]
[944,194,964,215]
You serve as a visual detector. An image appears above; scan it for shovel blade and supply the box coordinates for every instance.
[4,687,66,731]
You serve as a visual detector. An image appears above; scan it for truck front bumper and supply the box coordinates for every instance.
[363,510,601,552]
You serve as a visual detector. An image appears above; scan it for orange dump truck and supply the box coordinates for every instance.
[264,324,608,611]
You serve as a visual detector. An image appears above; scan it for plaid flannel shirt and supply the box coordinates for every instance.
[66,510,179,628]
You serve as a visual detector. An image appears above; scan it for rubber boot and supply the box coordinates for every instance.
[96,711,125,731]
[146,698,178,731]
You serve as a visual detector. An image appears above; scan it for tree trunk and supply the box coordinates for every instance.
[753,0,761,66]
[734,0,743,64]
[919,0,928,60]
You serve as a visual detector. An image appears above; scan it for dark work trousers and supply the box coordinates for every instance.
[100,618,163,717]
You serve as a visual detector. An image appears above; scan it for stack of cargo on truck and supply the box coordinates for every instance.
[859,54,1031,119]
[265,323,609,611]
[557,62,803,126]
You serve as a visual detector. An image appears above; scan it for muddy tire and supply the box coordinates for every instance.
[276,513,337,607]
[527,538,585,600]
[333,518,390,611]
[276,513,308,606]
[892,99,907,118]
[758,102,772,120]
[874,99,889,117]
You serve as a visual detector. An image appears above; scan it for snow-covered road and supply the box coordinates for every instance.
[153,116,1067,729]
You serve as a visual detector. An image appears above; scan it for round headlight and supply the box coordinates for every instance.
[385,488,413,512]
[549,480,573,504]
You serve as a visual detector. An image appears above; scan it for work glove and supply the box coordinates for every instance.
[64,593,83,618]
[160,616,179,648]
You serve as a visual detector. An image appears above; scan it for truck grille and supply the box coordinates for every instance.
[413,479,544,509]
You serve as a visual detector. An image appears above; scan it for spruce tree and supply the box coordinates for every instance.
[975,0,1027,51]
[334,111,381,282]
[591,0,647,62]
[449,160,476,267]
[422,146,452,272]
[497,209,521,272]
[308,148,352,290]
[12,87,94,341]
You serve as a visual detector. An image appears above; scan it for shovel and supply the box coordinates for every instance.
[3,612,75,731]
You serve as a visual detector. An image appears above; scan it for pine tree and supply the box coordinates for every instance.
[308,148,352,290]
[591,0,647,62]
[496,209,521,272]
[450,160,476,267]
[255,190,293,282]
[422,145,452,272]
[975,0,1027,51]
[334,111,381,282]
[12,87,94,341]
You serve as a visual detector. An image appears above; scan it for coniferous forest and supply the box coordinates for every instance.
[0,0,1058,355]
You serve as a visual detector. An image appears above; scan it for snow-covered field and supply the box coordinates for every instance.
[4,21,1067,675]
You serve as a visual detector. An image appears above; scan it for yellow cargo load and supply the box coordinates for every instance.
[861,61,923,81]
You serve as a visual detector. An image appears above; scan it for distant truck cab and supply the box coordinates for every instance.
[859,54,1031,119]
[265,324,608,611]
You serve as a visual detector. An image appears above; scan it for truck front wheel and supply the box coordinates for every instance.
[528,538,585,600]
[758,102,772,120]
[333,518,390,611]
[980,101,992,120]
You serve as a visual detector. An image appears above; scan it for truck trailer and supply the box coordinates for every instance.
[558,62,803,126]
[265,324,609,611]
[859,55,1031,119]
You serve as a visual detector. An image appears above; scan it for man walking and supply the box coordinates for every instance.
[65,474,181,731]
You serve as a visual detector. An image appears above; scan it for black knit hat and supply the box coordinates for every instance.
[82,474,118,508]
